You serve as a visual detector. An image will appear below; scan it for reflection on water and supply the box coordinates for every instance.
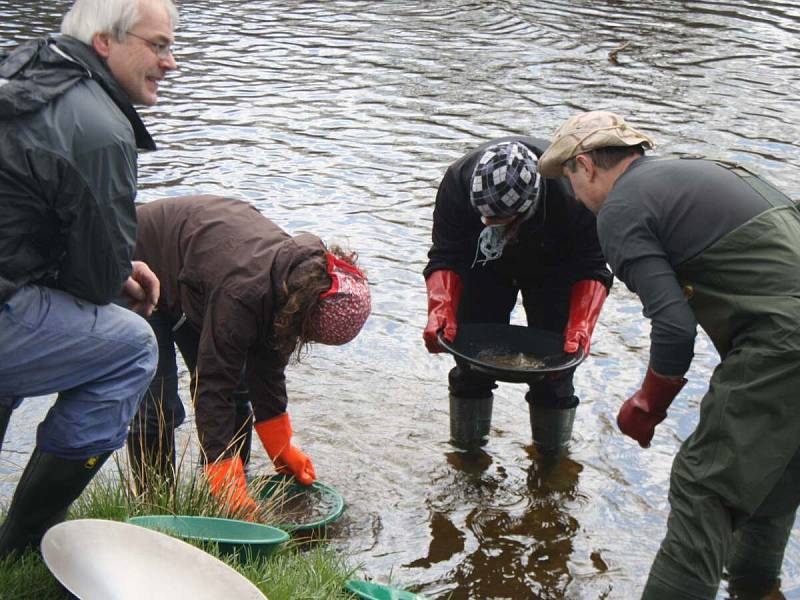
[415,450,586,599]
[1,1,799,597]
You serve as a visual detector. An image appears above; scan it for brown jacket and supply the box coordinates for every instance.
[134,195,325,454]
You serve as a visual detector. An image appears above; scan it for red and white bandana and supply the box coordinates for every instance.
[311,253,371,345]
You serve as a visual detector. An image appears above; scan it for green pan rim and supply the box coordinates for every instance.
[344,579,428,599]
[255,474,346,532]
[126,514,290,545]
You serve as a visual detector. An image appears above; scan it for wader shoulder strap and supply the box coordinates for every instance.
[715,161,796,211]
[650,154,797,213]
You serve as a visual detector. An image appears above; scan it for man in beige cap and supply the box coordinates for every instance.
[540,111,800,599]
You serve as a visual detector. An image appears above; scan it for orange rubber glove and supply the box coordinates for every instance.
[423,270,463,353]
[563,279,608,355]
[255,413,316,486]
[617,367,687,448]
[204,456,259,520]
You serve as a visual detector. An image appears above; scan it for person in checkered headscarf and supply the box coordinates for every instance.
[129,195,371,518]
[423,136,612,454]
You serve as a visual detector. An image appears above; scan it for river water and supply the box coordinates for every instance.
[1,1,799,598]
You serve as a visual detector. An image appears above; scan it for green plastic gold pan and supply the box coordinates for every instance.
[254,474,345,532]
[345,579,430,600]
[127,514,289,560]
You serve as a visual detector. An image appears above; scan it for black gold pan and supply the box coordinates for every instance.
[438,323,585,383]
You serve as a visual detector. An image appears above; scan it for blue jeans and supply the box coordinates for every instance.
[0,286,157,459]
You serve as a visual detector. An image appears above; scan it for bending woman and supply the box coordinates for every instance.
[130,195,371,516]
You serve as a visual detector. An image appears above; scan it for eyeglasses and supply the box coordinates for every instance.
[126,31,174,60]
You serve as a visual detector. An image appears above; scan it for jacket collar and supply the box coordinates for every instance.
[0,35,156,151]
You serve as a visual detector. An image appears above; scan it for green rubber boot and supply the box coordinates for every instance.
[449,393,493,451]
[726,511,793,599]
[529,404,576,455]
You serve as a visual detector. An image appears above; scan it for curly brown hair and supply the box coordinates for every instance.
[271,244,361,361]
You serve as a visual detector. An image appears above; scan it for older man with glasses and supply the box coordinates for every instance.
[0,0,178,559]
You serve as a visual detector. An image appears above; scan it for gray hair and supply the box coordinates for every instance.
[61,0,179,45]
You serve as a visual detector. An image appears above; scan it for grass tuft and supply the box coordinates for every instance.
[0,552,64,600]
[0,456,362,600]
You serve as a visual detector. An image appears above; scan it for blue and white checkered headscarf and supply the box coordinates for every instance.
[469,141,542,218]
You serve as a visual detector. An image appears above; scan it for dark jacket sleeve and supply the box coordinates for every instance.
[193,290,256,458]
[192,289,290,457]
[423,164,482,278]
[0,81,137,304]
[51,156,137,303]
[46,84,138,304]
[246,344,289,422]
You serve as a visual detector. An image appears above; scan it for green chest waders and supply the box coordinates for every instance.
[643,171,800,599]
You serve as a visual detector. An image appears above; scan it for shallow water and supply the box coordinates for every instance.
[1,1,799,598]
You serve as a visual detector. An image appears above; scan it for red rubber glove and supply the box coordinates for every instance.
[423,270,463,353]
[255,413,316,486]
[205,456,259,520]
[617,367,687,448]
[563,279,608,355]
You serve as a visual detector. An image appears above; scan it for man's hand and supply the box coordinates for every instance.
[121,260,160,317]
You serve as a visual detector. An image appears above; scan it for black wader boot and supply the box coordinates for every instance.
[727,578,785,599]
[232,390,253,468]
[725,510,794,600]
[529,404,576,454]
[449,393,493,451]
[0,404,12,455]
[126,429,176,495]
[0,447,111,559]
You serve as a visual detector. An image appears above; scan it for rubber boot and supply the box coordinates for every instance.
[238,418,253,468]
[643,550,719,600]
[727,577,785,600]
[642,572,717,600]
[449,393,493,451]
[529,404,576,455]
[0,447,111,559]
[726,511,793,600]
[232,391,253,468]
[126,429,176,496]
[0,404,12,455]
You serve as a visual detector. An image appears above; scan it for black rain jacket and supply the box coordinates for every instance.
[0,35,155,304]
[424,136,612,291]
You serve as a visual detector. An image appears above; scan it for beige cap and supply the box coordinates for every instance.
[538,111,655,178]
